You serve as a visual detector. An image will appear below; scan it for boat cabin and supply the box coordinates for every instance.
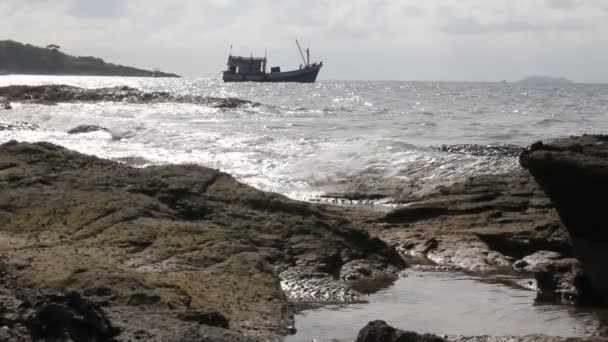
[226,56,267,75]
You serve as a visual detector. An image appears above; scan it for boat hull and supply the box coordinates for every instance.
[223,64,322,83]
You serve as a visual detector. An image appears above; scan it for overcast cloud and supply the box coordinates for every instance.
[1,0,607,82]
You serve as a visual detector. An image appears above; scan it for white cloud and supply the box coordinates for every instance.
[1,0,608,82]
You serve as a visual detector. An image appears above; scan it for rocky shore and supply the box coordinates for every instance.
[0,85,257,108]
[0,141,404,341]
[330,168,587,304]
[1,135,608,341]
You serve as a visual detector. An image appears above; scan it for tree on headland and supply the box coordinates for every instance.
[46,44,60,51]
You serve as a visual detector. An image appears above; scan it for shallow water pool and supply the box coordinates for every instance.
[286,271,604,341]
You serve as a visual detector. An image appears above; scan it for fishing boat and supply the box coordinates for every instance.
[222,40,323,83]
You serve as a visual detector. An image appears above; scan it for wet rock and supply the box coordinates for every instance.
[521,135,608,302]
[67,125,110,134]
[358,172,571,273]
[508,250,600,304]
[356,320,446,342]
[0,84,258,108]
[513,251,564,273]
[280,266,361,303]
[432,144,524,158]
[0,141,405,340]
[533,259,600,304]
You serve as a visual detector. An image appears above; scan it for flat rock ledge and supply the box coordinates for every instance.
[0,85,257,108]
[0,141,405,341]
[521,134,608,303]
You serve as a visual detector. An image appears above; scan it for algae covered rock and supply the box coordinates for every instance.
[0,141,405,341]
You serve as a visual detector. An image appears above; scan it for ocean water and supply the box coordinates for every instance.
[1,75,608,200]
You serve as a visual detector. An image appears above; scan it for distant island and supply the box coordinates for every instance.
[0,40,179,77]
[518,76,573,85]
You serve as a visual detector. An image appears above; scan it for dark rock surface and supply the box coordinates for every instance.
[352,172,570,274]
[356,320,446,342]
[0,141,405,341]
[521,135,608,302]
[0,85,257,108]
[67,125,110,134]
[0,290,120,341]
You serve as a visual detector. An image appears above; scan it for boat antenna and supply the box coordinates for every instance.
[229,44,233,56]
[296,39,308,67]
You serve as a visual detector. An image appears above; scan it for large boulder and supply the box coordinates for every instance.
[521,135,608,302]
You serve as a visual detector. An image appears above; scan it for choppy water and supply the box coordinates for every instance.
[287,271,604,341]
[2,75,608,200]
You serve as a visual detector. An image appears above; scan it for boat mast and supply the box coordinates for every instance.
[306,48,310,66]
[263,49,267,73]
[296,39,309,67]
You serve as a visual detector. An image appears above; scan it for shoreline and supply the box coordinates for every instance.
[1,84,607,341]
[0,138,606,341]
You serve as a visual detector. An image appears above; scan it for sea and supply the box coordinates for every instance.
[2,75,607,202]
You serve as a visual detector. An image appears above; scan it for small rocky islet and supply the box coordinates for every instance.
[0,84,257,109]
[0,85,607,341]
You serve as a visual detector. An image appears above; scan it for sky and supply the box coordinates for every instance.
[1,0,608,82]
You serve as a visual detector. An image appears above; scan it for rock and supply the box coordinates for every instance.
[521,135,608,302]
[67,125,110,134]
[0,141,405,340]
[508,250,600,304]
[513,251,564,273]
[0,289,120,342]
[178,308,230,329]
[351,172,571,273]
[0,85,258,108]
[534,259,602,305]
[356,320,446,342]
